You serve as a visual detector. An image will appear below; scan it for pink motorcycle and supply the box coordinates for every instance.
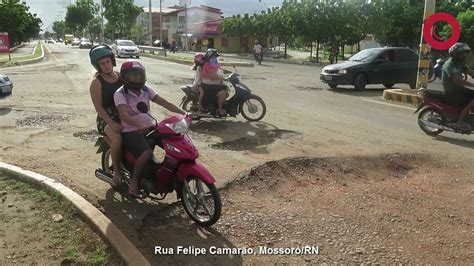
[95,102,221,226]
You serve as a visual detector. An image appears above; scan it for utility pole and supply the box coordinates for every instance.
[160,0,163,44]
[416,0,436,90]
[180,0,191,51]
[100,0,104,43]
[149,0,153,46]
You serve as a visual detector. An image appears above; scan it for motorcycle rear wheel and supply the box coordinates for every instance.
[418,107,444,136]
[240,95,266,122]
[180,177,222,227]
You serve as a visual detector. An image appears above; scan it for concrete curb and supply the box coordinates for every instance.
[383,89,420,106]
[0,162,150,266]
[0,42,45,68]
[9,43,26,52]
[141,53,254,67]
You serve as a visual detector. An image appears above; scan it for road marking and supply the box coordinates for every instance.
[362,99,416,111]
[43,42,51,54]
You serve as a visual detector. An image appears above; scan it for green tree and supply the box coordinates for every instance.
[131,24,146,44]
[371,0,424,49]
[87,16,102,42]
[52,21,66,39]
[65,0,97,36]
[457,10,474,48]
[0,0,42,46]
[103,0,142,38]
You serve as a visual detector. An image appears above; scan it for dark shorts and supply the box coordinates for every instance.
[122,131,152,158]
[446,89,474,108]
[202,84,228,105]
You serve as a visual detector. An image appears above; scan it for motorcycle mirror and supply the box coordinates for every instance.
[137,102,149,113]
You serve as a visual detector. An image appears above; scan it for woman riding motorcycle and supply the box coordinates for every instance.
[89,45,124,186]
[192,49,229,116]
[441,42,474,131]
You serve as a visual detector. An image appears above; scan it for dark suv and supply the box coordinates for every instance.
[320,47,419,90]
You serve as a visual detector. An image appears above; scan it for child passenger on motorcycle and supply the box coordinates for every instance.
[114,60,186,197]
[442,43,474,131]
[192,49,228,117]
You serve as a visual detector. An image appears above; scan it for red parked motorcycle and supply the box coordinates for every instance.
[95,102,221,226]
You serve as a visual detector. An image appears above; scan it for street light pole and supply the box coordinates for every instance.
[416,0,436,91]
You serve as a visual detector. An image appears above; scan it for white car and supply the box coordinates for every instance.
[112,40,140,58]
[71,38,81,46]
[0,74,13,98]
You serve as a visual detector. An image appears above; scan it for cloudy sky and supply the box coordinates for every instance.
[24,0,283,32]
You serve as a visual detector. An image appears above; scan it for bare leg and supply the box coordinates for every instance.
[129,150,152,196]
[217,90,228,116]
[198,86,205,111]
[457,99,474,129]
[105,126,123,184]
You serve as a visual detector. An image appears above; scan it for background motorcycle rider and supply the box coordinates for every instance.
[193,49,229,117]
[442,42,474,131]
[253,40,263,61]
[191,53,206,111]
[114,60,185,197]
[89,45,124,187]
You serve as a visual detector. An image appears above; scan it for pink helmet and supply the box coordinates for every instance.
[194,53,205,65]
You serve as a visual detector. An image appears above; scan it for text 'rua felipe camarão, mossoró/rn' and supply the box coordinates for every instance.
[154,246,320,256]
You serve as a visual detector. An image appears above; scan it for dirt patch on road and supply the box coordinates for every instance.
[73,130,100,142]
[0,175,119,265]
[135,153,473,264]
[16,115,69,128]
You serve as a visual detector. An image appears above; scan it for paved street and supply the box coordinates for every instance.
[1,42,473,264]
[0,41,472,195]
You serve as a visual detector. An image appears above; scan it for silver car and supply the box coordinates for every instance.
[112,40,140,58]
[0,74,13,98]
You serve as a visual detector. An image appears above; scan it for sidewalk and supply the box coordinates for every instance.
[0,42,37,61]
[0,41,44,67]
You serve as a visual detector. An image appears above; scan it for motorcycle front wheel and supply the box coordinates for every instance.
[240,95,267,122]
[418,107,444,136]
[180,177,222,227]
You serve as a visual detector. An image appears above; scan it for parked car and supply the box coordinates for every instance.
[0,74,13,99]
[112,40,140,58]
[46,39,56,44]
[79,38,92,49]
[71,38,81,46]
[320,47,419,90]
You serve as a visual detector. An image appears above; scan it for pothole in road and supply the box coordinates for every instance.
[295,85,324,91]
[210,129,301,151]
[16,115,69,128]
[73,130,100,142]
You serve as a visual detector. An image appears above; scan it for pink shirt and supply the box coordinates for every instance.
[114,86,158,132]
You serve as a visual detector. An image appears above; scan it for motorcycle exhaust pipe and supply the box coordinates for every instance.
[419,120,455,132]
[95,168,113,184]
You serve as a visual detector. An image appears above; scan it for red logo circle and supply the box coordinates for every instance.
[423,12,461,50]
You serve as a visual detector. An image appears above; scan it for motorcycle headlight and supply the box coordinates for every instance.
[165,118,189,134]
[338,69,347,74]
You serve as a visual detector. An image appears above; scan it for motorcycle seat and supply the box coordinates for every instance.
[424,90,446,103]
